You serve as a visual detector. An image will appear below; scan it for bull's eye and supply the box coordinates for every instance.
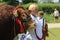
[22,14,25,16]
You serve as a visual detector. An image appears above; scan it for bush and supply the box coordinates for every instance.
[38,3,60,14]
[0,1,7,5]
[22,3,60,14]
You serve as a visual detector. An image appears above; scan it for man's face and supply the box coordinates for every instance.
[39,14,44,18]
[32,8,38,15]
[34,8,38,14]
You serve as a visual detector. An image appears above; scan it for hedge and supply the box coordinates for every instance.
[22,3,60,14]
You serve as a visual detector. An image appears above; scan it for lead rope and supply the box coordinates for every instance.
[42,18,45,40]
[13,18,16,37]
[43,18,44,30]
[12,15,16,38]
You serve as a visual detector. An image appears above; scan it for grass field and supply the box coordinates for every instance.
[46,28,60,40]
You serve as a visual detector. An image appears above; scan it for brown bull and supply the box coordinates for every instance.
[0,4,34,40]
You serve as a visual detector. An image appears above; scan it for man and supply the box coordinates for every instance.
[28,3,43,40]
[53,8,59,22]
[37,11,48,40]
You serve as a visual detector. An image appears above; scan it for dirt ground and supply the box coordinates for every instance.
[48,23,60,28]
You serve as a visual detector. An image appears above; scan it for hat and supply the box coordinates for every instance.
[38,11,44,15]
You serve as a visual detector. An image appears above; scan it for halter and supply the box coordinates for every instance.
[16,18,24,33]
[12,15,25,37]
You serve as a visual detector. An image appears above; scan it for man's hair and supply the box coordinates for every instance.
[38,11,44,15]
[28,3,38,11]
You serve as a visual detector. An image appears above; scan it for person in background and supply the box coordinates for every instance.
[53,8,59,22]
[28,3,43,40]
[37,11,49,40]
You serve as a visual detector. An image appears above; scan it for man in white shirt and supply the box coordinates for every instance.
[37,11,48,40]
[53,8,59,22]
[37,11,45,28]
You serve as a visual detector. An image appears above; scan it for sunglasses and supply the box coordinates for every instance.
[39,13,44,15]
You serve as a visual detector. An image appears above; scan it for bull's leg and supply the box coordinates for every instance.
[13,35,18,40]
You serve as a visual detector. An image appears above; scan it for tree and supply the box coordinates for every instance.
[47,0,52,3]
[22,0,37,4]
[0,0,3,2]
[8,0,19,6]
[2,0,19,6]
[59,0,60,3]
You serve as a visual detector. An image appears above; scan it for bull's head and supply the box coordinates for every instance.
[13,5,36,32]
[13,6,28,20]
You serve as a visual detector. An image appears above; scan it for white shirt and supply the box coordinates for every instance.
[30,14,43,39]
[37,17,45,28]
[54,10,59,16]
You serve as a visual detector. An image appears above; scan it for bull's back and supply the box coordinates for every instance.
[0,4,15,40]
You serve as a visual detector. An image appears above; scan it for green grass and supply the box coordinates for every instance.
[44,13,60,23]
[46,28,60,40]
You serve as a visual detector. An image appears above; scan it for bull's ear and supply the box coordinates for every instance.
[26,10,31,15]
